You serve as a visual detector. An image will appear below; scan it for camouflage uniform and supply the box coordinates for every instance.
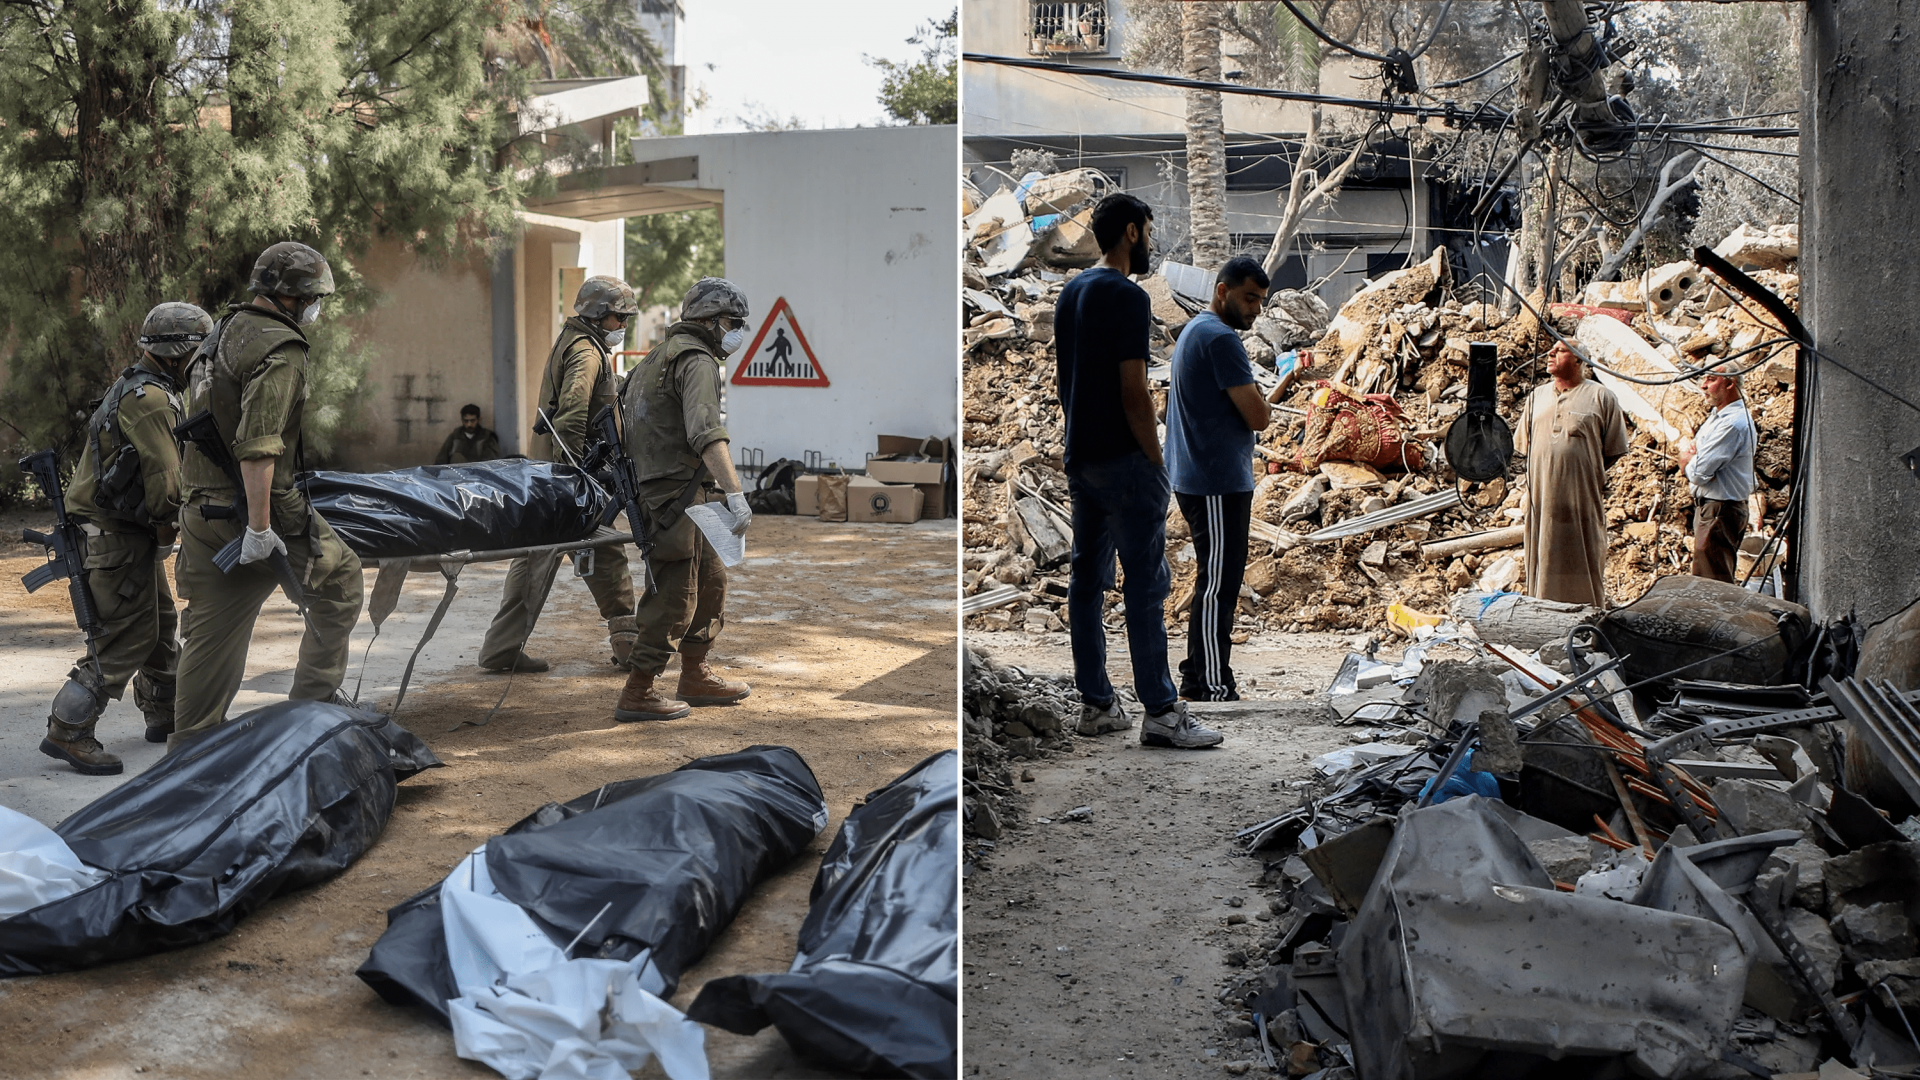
[172,244,364,746]
[621,321,731,677]
[477,277,639,670]
[40,303,209,773]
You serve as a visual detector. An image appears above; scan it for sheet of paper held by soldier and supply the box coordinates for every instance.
[684,503,746,567]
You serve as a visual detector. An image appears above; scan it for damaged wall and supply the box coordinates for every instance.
[628,127,958,468]
[1800,0,1920,628]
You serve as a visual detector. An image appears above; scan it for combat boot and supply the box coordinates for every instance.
[607,615,639,669]
[675,644,750,706]
[42,675,121,775]
[133,671,175,744]
[613,668,691,722]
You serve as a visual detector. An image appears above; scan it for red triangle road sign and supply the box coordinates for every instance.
[731,297,829,386]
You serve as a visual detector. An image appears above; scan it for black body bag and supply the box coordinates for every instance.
[0,701,441,976]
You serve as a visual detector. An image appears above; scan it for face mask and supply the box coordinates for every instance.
[299,300,322,326]
[603,328,626,350]
[721,327,747,354]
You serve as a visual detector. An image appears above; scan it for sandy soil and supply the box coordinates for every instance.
[961,630,1360,1080]
[0,514,957,1080]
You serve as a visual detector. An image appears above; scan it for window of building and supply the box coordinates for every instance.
[1029,2,1109,56]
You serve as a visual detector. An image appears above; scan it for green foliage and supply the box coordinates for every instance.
[515,0,662,81]
[624,209,724,311]
[0,0,547,463]
[869,8,956,126]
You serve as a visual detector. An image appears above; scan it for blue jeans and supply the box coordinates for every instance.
[1065,451,1178,715]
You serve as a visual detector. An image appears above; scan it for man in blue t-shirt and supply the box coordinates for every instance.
[1053,193,1222,750]
[1165,257,1271,701]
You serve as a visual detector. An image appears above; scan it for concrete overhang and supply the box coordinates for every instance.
[522,156,722,221]
[518,75,652,134]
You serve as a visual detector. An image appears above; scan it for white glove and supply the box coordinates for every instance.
[239,526,287,565]
[724,491,752,536]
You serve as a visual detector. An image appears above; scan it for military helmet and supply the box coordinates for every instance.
[575,275,639,320]
[249,241,336,300]
[137,302,215,358]
[681,277,749,322]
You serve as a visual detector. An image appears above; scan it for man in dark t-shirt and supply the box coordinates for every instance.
[1166,257,1271,701]
[1054,193,1222,750]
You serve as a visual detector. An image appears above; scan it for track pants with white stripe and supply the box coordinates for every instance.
[1175,490,1252,701]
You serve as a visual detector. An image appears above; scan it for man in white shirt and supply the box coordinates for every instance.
[1678,363,1757,582]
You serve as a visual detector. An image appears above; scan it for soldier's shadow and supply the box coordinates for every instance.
[237,668,296,694]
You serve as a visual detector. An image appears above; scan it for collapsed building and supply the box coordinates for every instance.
[960,168,1920,1076]
[963,168,1801,639]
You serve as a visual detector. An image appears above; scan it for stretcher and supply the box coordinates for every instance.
[354,526,639,724]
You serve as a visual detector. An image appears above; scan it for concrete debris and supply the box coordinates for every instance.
[1220,633,1920,1077]
[961,647,1082,865]
[964,207,1799,636]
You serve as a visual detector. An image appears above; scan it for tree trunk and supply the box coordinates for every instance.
[1591,151,1703,283]
[1261,107,1366,282]
[1182,3,1229,271]
[1448,590,1598,650]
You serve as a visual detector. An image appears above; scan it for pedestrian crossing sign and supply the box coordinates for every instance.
[731,297,829,387]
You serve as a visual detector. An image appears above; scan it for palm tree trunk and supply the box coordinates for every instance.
[1183,3,1229,270]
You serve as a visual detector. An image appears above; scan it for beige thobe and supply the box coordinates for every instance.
[1515,379,1630,606]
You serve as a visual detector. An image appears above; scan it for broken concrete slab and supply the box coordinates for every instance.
[1823,840,1920,903]
[1526,835,1591,883]
[1832,901,1919,961]
[1714,778,1813,836]
[1763,839,1832,913]
[1410,660,1507,738]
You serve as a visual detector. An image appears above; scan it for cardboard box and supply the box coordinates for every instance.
[869,434,952,519]
[794,474,819,517]
[846,476,924,523]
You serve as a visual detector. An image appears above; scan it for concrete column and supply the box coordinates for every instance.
[491,244,519,455]
[1799,0,1920,628]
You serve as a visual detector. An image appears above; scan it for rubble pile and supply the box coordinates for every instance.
[960,647,1081,864]
[962,176,1802,635]
[1213,596,1920,1079]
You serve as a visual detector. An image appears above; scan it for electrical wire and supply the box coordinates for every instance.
[963,52,1514,127]
[1431,50,1521,90]
[1276,0,1395,64]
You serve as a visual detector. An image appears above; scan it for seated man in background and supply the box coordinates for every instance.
[436,404,501,465]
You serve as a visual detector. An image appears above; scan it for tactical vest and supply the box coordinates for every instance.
[535,317,615,461]
[623,325,723,489]
[72,364,182,527]
[182,306,308,494]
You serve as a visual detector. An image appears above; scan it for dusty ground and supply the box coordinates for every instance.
[0,513,957,1080]
[961,629,1362,1079]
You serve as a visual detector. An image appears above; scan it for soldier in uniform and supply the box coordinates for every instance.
[476,275,641,673]
[40,303,211,774]
[172,242,365,748]
[613,278,755,721]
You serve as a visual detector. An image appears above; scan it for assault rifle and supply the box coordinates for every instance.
[589,404,656,597]
[18,450,105,669]
[173,409,307,610]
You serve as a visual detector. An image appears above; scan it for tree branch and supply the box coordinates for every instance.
[1591,150,1702,282]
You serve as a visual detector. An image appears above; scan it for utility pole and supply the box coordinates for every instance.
[1798,1,1920,628]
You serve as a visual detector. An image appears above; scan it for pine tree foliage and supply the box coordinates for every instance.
[0,0,588,461]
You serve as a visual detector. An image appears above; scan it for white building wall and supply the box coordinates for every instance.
[962,0,1304,139]
[629,126,958,469]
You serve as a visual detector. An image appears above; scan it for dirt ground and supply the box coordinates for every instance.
[0,514,957,1080]
[961,629,1362,1079]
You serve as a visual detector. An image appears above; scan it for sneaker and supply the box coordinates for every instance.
[1178,686,1242,703]
[1076,699,1132,736]
[1140,702,1224,749]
